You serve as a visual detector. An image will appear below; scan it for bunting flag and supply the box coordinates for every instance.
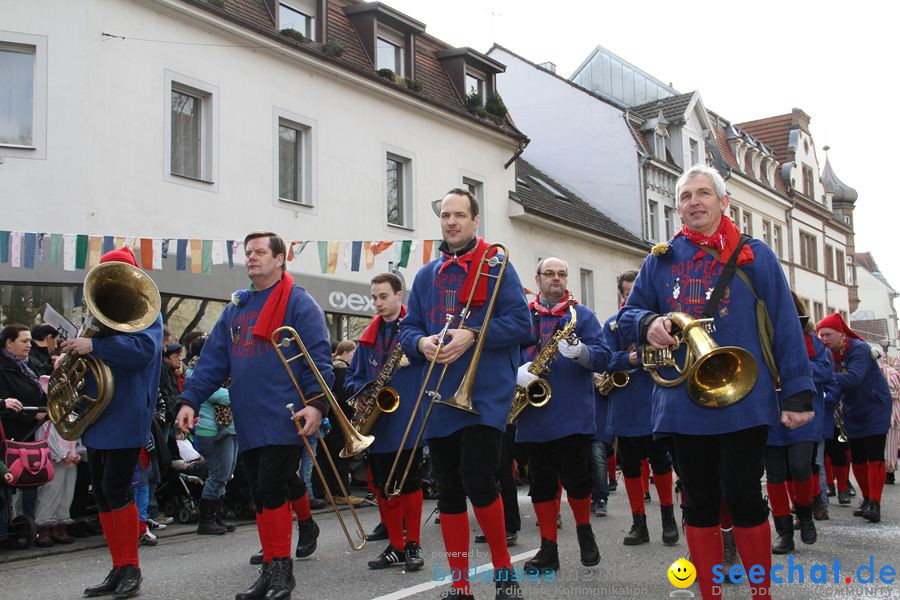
[422,240,434,265]
[397,239,412,268]
[75,235,88,269]
[287,240,302,261]
[49,234,62,267]
[341,240,352,271]
[364,241,375,269]
[227,240,235,268]
[317,241,328,273]
[102,236,115,254]
[37,233,46,263]
[351,241,362,272]
[153,239,163,270]
[88,236,102,268]
[212,240,226,266]
[176,239,188,271]
[10,232,22,268]
[370,240,394,256]
[0,231,9,263]
[201,240,213,274]
[327,241,339,274]
[115,236,126,249]
[63,234,77,271]
[23,233,36,269]
[190,239,202,273]
[140,238,154,270]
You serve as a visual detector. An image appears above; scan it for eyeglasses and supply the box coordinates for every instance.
[539,270,568,278]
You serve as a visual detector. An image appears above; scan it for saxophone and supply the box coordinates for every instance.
[348,344,405,438]
[508,299,578,423]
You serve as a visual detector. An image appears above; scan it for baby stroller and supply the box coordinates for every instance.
[222,454,255,520]
[156,466,206,524]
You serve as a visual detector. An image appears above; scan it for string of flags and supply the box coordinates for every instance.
[0,231,443,275]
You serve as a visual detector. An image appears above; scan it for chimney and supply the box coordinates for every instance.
[537,61,557,74]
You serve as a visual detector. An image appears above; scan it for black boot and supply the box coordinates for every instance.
[796,503,817,544]
[771,516,794,554]
[862,500,881,523]
[404,540,424,572]
[660,505,679,546]
[84,568,122,597]
[368,522,388,541]
[295,518,319,558]
[235,563,271,600]
[216,499,236,532]
[112,565,141,599]
[812,495,829,521]
[623,513,649,545]
[523,538,559,574]
[264,557,295,600]
[198,499,228,535]
[494,566,522,600]
[249,549,264,565]
[576,524,600,566]
[853,498,871,517]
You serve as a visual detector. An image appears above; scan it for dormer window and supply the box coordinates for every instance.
[654,133,666,160]
[279,0,318,41]
[376,25,404,74]
[437,47,505,106]
[345,3,426,78]
[465,69,485,105]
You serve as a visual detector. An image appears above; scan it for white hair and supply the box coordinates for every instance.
[676,164,726,200]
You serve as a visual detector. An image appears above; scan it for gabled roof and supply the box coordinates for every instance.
[630,92,695,124]
[512,159,648,250]
[707,113,788,197]
[735,114,793,165]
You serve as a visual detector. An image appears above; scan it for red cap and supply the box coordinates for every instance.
[100,247,138,267]
[817,312,863,341]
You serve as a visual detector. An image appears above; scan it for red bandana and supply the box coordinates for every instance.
[438,237,498,307]
[676,215,755,266]
[359,305,407,347]
[530,291,577,317]
[252,271,294,342]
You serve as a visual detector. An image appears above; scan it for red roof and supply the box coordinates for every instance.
[736,114,793,165]
[710,122,787,196]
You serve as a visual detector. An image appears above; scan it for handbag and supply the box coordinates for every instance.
[0,417,55,488]
[213,404,233,427]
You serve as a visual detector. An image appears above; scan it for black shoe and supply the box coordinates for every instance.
[474,533,487,543]
[198,499,228,535]
[827,485,836,497]
[84,568,122,597]
[853,498,871,517]
[295,518,319,558]
[494,566,522,600]
[576,524,600,566]
[249,549,264,565]
[368,522,388,541]
[887,472,896,485]
[862,500,881,523]
[771,516,794,554]
[812,495,829,521]
[796,503,817,545]
[404,541,424,572]
[235,563,270,600]
[644,491,652,502]
[216,499,236,532]
[112,565,141,599]
[623,514,649,545]
[308,497,327,510]
[847,482,857,497]
[523,538,559,574]
[660,504,679,546]
[264,558,295,600]
[608,480,618,492]
[368,544,406,569]
[838,490,852,505]
[70,521,93,539]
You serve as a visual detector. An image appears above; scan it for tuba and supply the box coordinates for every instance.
[48,262,161,441]
[641,312,757,409]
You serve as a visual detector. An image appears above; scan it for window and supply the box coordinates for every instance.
[376,26,405,75]
[824,244,835,279]
[0,33,47,158]
[465,70,485,105]
[802,164,815,198]
[277,118,312,205]
[762,220,772,248]
[580,269,595,311]
[462,176,485,236]
[166,73,218,187]
[813,302,824,323]
[799,231,818,271]
[741,210,752,236]
[647,200,659,241]
[171,89,202,179]
[835,249,846,283]
[654,134,666,160]
[729,205,739,224]
[689,138,700,166]
[279,1,316,40]
[664,206,674,240]
[773,225,783,258]
[385,151,413,228]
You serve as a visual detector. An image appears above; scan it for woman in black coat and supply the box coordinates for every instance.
[0,324,46,442]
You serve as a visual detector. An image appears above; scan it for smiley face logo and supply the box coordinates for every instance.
[668,558,696,588]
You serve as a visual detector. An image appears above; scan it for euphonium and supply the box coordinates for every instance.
[641,312,757,409]
[596,370,630,396]
[48,262,161,441]
[508,297,578,423]
[342,343,405,451]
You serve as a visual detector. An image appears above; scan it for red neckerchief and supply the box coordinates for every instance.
[438,237,497,307]
[252,271,294,341]
[529,292,577,317]
[831,337,850,366]
[804,331,816,357]
[359,305,407,347]
[676,215,755,266]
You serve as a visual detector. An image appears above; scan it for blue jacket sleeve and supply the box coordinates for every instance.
[180,312,232,412]
[602,319,632,372]
[835,343,874,389]
[399,268,430,358]
[481,262,533,350]
[92,326,162,372]
[824,375,840,412]
[617,258,659,347]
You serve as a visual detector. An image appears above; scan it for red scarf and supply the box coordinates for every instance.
[804,332,816,357]
[252,271,294,341]
[438,237,498,307]
[359,305,407,347]
[677,215,754,266]
[530,291,577,317]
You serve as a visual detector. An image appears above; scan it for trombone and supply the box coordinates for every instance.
[271,325,372,551]
[384,243,509,498]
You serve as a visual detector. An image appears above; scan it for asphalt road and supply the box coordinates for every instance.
[1,483,898,600]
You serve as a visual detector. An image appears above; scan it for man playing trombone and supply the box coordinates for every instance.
[618,165,815,600]
[399,189,532,600]
[176,231,333,600]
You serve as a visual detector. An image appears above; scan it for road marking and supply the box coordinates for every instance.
[369,548,538,600]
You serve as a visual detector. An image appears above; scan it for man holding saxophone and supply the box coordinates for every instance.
[514,257,609,575]
[399,189,532,600]
[618,165,815,600]
[176,231,333,600]
[346,272,426,572]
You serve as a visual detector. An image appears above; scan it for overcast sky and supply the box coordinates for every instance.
[388,0,900,304]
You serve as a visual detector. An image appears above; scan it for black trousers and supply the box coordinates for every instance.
[673,426,769,528]
[765,441,815,483]
[618,434,673,477]
[429,425,502,513]
[849,434,887,464]
[87,447,141,512]
[242,445,302,511]
[497,425,521,533]
[370,448,423,495]
[825,426,849,467]
[521,434,594,503]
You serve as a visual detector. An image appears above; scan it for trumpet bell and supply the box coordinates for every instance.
[687,346,758,409]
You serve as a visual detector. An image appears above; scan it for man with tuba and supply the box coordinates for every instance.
[618,164,815,600]
[346,272,426,572]
[176,231,333,600]
[60,247,163,599]
[399,188,531,600]
[515,257,609,575]
[602,269,679,548]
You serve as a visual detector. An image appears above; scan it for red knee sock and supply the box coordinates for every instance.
[852,462,871,499]
[793,476,814,507]
[834,464,850,492]
[533,499,559,543]
[685,525,723,599]
[376,491,404,550]
[98,512,120,568]
[654,470,674,506]
[719,504,733,530]
[263,503,292,559]
[624,477,646,515]
[473,498,511,570]
[868,461,886,503]
[766,482,791,517]
[439,511,471,595]
[732,522,771,600]
[641,459,650,494]
[400,489,423,544]
[256,512,272,563]
[567,495,591,526]
[812,471,821,497]
[109,503,140,569]
[290,492,312,522]
[607,454,617,483]
[825,454,834,486]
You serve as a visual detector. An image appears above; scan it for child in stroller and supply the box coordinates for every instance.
[155,432,208,525]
